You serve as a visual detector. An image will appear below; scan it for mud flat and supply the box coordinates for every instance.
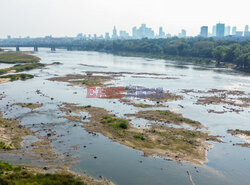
[227,129,250,148]
[0,112,33,149]
[13,103,43,110]
[0,161,113,185]
[59,103,220,165]
[48,74,114,87]
[119,98,167,108]
[125,110,203,128]
[0,51,40,64]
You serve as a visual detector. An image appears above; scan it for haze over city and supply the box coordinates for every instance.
[0,0,249,38]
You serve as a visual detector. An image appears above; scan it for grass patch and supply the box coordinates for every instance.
[0,161,86,185]
[0,51,40,64]
[0,142,11,150]
[126,110,202,127]
[133,133,145,140]
[0,63,44,75]
[101,116,128,129]
[0,74,34,81]
[82,80,102,86]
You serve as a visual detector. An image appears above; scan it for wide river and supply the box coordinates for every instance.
[0,48,250,185]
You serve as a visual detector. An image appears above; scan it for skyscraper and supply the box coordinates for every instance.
[244,25,250,37]
[232,26,237,35]
[178,29,186,38]
[200,26,208,37]
[216,23,225,38]
[225,26,231,36]
[212,25,216,36]
[158,27,165,38]
[245,25,249,32]
[112,26,118,39]
[105,32,110,40]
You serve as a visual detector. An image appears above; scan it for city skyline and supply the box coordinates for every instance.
[0,0,249,38]
[3,22,250,40]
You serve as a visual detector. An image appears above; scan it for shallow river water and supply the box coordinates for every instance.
[0,48,250,185]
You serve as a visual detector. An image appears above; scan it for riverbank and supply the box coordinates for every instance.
[59,103,220,165]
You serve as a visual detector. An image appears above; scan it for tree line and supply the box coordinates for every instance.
[74,37,250,71]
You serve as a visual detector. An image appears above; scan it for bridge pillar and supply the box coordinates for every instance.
[51,46,56,52]
[16,46,20,52]
[34,46,38,52]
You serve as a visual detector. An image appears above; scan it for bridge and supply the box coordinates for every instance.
[0,44,75,52]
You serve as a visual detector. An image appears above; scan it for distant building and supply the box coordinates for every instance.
[105,32,110,40]
[244,31,250,37]
[225,26,231,36]
[212,25,216,36]
[235,31,243,37]
[7,35,11,39]
[178,29,186,38]
[131,24,154,39]
[119,30,130,39]
[200,26,208,37]
[158,27,165,38]
[216,23,225,37]
[112,26,118,39]
[232,26,237,35]
[244,25,249,37]
[245,25,249,32]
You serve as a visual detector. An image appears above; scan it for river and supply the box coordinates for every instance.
[0,48,250,185]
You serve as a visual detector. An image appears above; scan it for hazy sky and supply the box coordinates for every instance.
[0,0,249,38]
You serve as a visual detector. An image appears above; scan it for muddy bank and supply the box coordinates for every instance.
[48,74,114,87]
[125,110,203,128]
[59,103,220,165]
[227,129,250,148]
[119,98,167,108]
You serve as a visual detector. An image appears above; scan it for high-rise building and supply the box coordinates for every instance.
[212,25,216,36]
[235,31,243,37]
[105,33,110,40]
[244,25,249,37]
[178,29,186,38]
[245,25,249,32]
[7,35,11,39]
[119,30,130,39]
[132,24,154,39]
[200,26,208,37]
[158,27,165,38]
[112,26,118,39]
[216,23,225,37]
[232,26,237,35]
[225,26,231,36]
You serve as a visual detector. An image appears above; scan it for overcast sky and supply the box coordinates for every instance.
[0,0,249,38]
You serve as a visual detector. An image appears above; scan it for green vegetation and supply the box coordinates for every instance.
[0,63,44,75]
[82,80,102,86]
[73,38,250,72]
[0,74,34,81]
[59,104,219,164]
[101,115,128,129]
[0,51,40,64]
[133,133,145,140]
[0,142,11,150]
[0,161,86,185]
[126,110,202,127]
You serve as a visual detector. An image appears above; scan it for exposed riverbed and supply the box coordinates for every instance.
[0,48,250,185]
